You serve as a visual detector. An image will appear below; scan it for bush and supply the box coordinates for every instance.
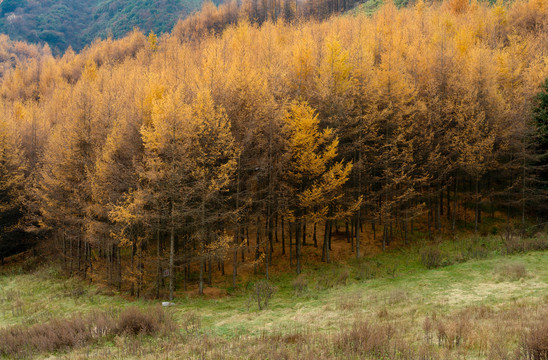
[503,232,548,254]
[337,269,350,286]
[117,307,163,335]
[292,274,308,295]
[356,261,377,280]
[335,320,394,357]
[0,307,176,357]
[247,280,277,311]
[494,263,528,282]
[420,247,444,269]
[181,311,201,335]
[521,321,548,360]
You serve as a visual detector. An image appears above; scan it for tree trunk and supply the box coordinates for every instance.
[157,228,161,299]
[313,222,317,247]
[296,219,301,274]
[453,176,458,233]
[281,217,285,255]
[356,209,361,259]
[169,215,175,301]
[289,221,293,266]
[475,177,479,233]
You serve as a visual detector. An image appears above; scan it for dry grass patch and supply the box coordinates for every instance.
[0,306,176,358]
[495,263,528,282]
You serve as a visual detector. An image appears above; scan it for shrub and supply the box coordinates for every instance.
[423,316,433,344]
[356,261,377,280]
[494,263,528,282]
[501,232,548,254]
[337,269,350,286]
[335,320,394,357]
[292,274,308,295]
[504,233,525,254]
[420,247,444,269]
[521,321,548,360]
[181,311,201,335]
[117,307,162,335]
[247,280,277,310]
[0,307,176,357]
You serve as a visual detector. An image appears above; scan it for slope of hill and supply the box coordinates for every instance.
[0,0,203,53]
[1,236,548,359]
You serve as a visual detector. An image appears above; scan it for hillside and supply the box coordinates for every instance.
[0,0,547,357]
[0,0,203,53]
[1,236,548,358]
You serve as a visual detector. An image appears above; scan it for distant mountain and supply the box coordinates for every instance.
[0,0,203,53]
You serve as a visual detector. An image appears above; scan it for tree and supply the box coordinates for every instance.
[0,115,25,263]
[185,90,239,294]
[530,77,548,216]
[284,101,353,271]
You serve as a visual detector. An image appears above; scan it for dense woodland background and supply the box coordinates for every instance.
[0,0,204,53]
[0,0,547,300]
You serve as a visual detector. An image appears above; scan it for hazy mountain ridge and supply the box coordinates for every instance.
[0,0,203,53]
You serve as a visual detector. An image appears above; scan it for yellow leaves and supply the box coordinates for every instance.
[454,27,475,56]
[290,31,316,95]
[284,100,352,219]
[492,0,507,25]
[285,101,336,179]
[141,80,167,124]
[203,231,232,257]
[298,160,352,209]
[147,31,158,52]
[317,35,354,100]
[448,0,469,15]
[82,60,98,82]
[13,101,27,121]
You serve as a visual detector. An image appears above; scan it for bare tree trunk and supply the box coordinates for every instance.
[289,221,293,266]
[157,227,161,299]
[77,236,81,276]
[117,245,121,291]
[281,217,285,255]
[199,201,205,296]
[452,176,458,233]
[356,209,361,259]
[313,222,317,247]
[323,220,330,263]
[255,215,260,275]
[130,238,135,297]
[475,177,479,234]
[169,212,175,301]
[427,186,432,241]
[302,218,307,246]
[296,219,301,274]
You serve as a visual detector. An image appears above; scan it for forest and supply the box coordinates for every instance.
[0,0,203,52]
[0,0,547,304]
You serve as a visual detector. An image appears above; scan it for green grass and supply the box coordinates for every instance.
[1,236,548,358]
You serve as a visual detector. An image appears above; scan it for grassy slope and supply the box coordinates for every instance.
[1,238,547,359]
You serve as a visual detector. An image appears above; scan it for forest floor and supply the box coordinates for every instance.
[1,231,548,359]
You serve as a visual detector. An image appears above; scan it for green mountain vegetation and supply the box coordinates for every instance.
[0,0,203,53]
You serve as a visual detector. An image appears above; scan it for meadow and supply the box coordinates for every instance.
[1,232,548,359]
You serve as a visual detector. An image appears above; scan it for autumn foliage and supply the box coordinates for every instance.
[0,0,547,297]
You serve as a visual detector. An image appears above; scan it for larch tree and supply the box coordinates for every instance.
[0,113,25,264]
[283,101,353,270]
